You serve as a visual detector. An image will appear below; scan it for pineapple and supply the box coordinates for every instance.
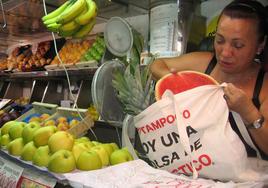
[112,56,156,116]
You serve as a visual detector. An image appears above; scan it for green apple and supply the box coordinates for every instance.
[48,149,76,173]
[92,141,101,146]
[32,145,51,167]
[110,142,119,151]
[76,150,102,171]
[22,122,41,144]
[72,142,92,161]
[7,137,24,156]
[1,121,16,135]
[75,136,90,144]
[0,134,11,149]
[109,148,134,165]
[8,121,27,140]
[90,145,109,166]
[33,126,57,147]
[48,131,74,153]
[21,141,37,161]
[100,143,114,157]
[82,141,95,148]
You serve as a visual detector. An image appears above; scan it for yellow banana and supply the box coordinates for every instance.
[73,18,96,38]
[42,1,71,22]
[59,26,81,37]
[56,0,87,24]
[75,0,98,25]
[47,23,62,32]
[58,30,73,37]
[57,6,87,36]
[59,20,80,32]
[43,2,75,26]
[44,16,60,26]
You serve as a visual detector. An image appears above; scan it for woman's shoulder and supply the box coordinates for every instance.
[183,51,214,61]
[151,51,215,76]
[178,51,214,72]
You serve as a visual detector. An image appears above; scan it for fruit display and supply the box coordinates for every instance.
[81,35,105,62]
[24,113,81,131]
[155,71,219,101]
[0,57,8,71]
[50,39,93,65]
[0,121,134,173]
[14,97,30,106]
[87,104,99,121]
[0,99,31,128]
[4,41,53,72]
[17,41,52,72]
[42,0,98,38]
[6,45,32,71]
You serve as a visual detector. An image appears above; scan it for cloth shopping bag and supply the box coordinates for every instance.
[133,85,267,182]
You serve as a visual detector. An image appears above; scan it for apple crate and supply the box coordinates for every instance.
[16,102,58,123]
[46,107,94,138]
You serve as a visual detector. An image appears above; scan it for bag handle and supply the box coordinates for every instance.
[231,111,261,158]
[122,114,139,160]
[163,90,198,179]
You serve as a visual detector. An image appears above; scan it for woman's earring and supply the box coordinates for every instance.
[254,52,262,64]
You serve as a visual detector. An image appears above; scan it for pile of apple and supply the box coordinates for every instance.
[0,120,134,174]
[28,114,81,131]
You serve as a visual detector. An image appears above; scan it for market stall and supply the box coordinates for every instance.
[0,0,267,187]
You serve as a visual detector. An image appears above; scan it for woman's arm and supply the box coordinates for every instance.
[246,97,268,155]
[223,77,268,155]
[150,52,213,80]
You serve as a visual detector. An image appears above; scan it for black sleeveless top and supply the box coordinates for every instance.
[205,55,268,160]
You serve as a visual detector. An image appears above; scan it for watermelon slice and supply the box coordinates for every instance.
[155,71,218,100]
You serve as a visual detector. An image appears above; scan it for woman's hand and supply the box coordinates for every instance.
[223,83,258,122]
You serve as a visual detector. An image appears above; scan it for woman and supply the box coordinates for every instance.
[150,0,268,159]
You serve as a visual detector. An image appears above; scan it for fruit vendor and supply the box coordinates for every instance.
[150,0,268,160]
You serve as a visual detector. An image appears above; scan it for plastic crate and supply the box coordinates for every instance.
[45,107,94,138]
[16,102,58,123]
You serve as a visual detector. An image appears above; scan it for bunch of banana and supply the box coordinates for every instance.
[42,0,98,38]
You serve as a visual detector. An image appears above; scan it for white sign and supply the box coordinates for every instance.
[0,157,23,188]
[150,3,180,57]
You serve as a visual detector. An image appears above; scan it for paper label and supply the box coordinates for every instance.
[0,157,23,188]
[17,176,52,188]
[150,3,178,56]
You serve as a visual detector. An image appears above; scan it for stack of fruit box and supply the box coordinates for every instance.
[16,102,58,123]
[43,107,93,138]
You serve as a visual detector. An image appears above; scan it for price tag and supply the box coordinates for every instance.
[0,157,23,188]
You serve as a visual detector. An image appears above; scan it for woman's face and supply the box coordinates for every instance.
[214,14,261,73]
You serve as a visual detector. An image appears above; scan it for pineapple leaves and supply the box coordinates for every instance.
[112,57,156,116]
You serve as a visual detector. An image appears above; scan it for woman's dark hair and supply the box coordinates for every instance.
[219,0,267,42]
[216,0,268,65]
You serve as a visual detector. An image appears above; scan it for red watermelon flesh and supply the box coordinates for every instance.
[155,71,218,100]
